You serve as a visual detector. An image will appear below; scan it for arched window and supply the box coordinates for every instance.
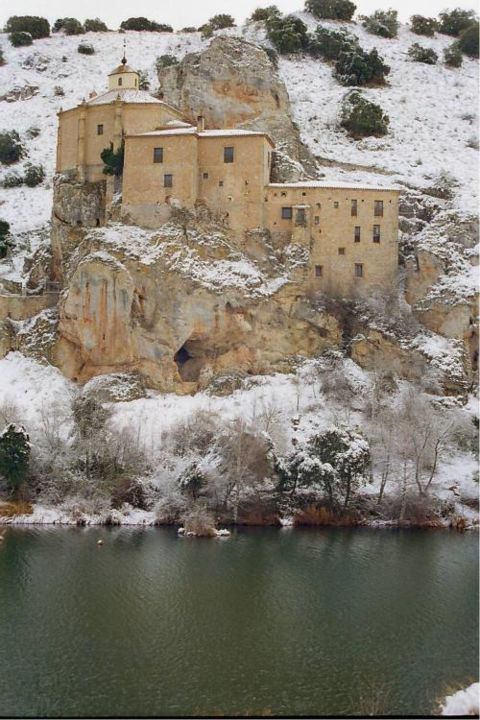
[118,77,122,86]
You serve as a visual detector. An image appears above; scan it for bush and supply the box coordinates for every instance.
[83,18,108,32]
[438,8,477,36]
[458,21,479,57]
[77,42,95,55]
[266,14,309,54]
[120,17,173,32]
[53,85,65,96]
[250,6,281,22]
[9,32,33,47]
[180,26,197,33]
[444,42,463,66]
[305,0,356,21]
[4,15,50,39]
[408,42,438,64]
[182,505,217,537]
[335,46,390,85]
[26,126,40,138]
[53,18,84,35]
[0,424,30,496]
[410,15,438,36]
[137,70,150,90]
[207,14,235,29]
[101,143,124,176]
[0,130,25,165]
[0,48,4,66]
[199,23,214,39]
[155,54,178,70]
[2,172,24,188]
[308,26,358,61]
[0,220,12,258]
[341,90,389,137]
[24,163,45,187]
[360,9,398,38]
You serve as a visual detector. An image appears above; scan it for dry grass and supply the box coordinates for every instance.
[294,504,361,526]
[0,500,33,518]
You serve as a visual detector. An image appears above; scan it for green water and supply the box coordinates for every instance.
[0,527,477,717]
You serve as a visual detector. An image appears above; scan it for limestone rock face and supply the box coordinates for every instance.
[158,37,317,180]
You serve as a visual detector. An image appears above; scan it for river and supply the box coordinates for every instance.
[0,527,477,716]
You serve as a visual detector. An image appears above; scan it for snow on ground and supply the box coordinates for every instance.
[440,682,480,716]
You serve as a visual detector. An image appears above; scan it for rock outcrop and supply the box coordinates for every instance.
[158,37,317,181]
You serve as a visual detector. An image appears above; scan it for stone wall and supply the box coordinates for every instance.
[0,293,59,322]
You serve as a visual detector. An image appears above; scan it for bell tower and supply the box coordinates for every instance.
[107,45,139,91]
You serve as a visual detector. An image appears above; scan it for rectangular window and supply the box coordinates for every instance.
[374,200,384,217]
[354,226,361,242]
[295,208,306,225]
[338,247,345,255]
[153,147,163,163]
[373,224,381,243]
[164,174,173,188]
[334,201,339,209]
[314,216,320,225]
[315,265,323,277]
[355,263,363,278]
[203,172,209,179]
[97,124,104,135]
[281,207,292,219]
[351,199,357,216]
[224,146,234,163]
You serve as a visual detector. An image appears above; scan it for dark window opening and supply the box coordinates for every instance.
[351,199,357,216]
[338,247,345,255]
[374,200,384,217]
[153,147,163,163]
[314,216,320,225]
[219,180,224,187]
[315,265,323,277]
[295,208,306,226]
[281,191,287,197]
[354,226,361,242]
[203,172,209,179]
[224,146,234,163]
[334,201,339,208]
[96,218,101,227]
[373,224,381,243]
[355,263,363,278]
[118,78,122,86]
[281,206,293,219]
[164,174,173,188]
[97,124,104,135]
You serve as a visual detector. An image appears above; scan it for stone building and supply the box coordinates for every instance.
[56,59,400,297]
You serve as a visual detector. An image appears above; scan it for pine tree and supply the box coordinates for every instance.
[0,424,30,495]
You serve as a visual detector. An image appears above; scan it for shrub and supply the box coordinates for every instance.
[335,46,390,85]
[182,505,217,537]
[101,143,124,176]
[408,42,438,64]
[53,18,84,35]
[180,26,197,33]
[0,48,4,66]
[438,8,477,36]
[24,163,45,187]
[410,15,438,36]
[444,42,463,66]
[53,85,65,96]
[200,23,214,39]
[266,14,309,54]
[360,9,398,38]
[120,17,173,32]
[250,6,281,22]
[178,462,208,501]
[137,70,150,90]
[305,0,356,21]
[155,54,178,70]
[4,15,50,39]
[207,14,235,29]
[77,42,95,55]
[0,424,30,496]
[83,18,108,32]
[0,131,25,165]
[308,26,358,61]
[341,90,389,137]
[26,126,40,138]
[9,32,33,47]
[0,220,12,258]
[2,172,24,188]
[458,21,479,57]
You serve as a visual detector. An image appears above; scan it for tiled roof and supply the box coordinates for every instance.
[268,182,401,192]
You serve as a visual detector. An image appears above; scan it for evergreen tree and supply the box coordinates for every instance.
[101,142,125,177]
[438,8,477,36]
[4,15,50,39]
[458,21,479,58]
[0,220,12,259]
[0,424,30,496]
[305,0,356,21]
[341,90,390,137]
[266,14,309,54]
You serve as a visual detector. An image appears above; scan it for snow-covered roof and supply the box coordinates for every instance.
[268,182,401,192]
[108,64,137,76]
[165,120,193,128]
[129,127,274,144]
[86,89,164,106]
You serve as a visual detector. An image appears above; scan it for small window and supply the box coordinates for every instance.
[374,200,384,217]
[281,207,292,219]
[153,147,163,163]
[338,247,345,255]
[224,146,234,163]
[351,199,357,216]
[355,263,363,278]
[118,78,122,86]
[281,191,287,197]
[302,191,306,196]
[334,201,339,209]
[295,208,306,225]
[354,226,361,242]
[219,180,224,187]
[97,124,104,135]
[315,265,323,277]
[314,216,320,225]
[316,202,321,209]
[203,172,209,179]
[164,174,173,188]
[373,224,381,243]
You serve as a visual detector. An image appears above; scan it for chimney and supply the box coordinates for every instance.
[197,115,205,132]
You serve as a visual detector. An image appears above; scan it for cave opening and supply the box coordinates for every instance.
[174,345,191,367]
[174,342,204,383]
